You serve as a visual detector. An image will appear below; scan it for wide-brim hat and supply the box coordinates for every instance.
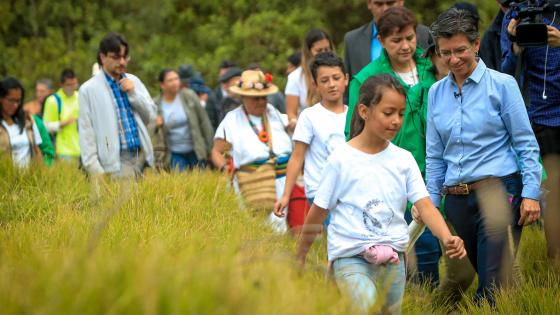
[229,70,278,97]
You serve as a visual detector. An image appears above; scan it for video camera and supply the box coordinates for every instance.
[507,0,560,47]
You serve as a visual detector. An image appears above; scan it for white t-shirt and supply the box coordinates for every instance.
[292,103,347,198]
[284,67,308,112]
[2,120,43,167]
[396,67,419,87]
[214,104,292,168]
[313,142,429,261]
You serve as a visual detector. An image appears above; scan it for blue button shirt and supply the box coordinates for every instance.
[103,72,140,151]
[501,13,560,127]
[370,23,382,61]
[426,59,542,206]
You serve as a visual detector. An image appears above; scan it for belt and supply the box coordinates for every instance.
[442,173,519,196]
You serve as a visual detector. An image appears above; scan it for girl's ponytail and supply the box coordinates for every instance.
[348,74,406,140]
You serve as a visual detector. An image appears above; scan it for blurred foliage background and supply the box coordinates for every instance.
[0,0,499,98]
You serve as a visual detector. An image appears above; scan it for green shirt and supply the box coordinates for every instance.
[33,115,54,166]
[43,89,80,157]
[345,48,436,176]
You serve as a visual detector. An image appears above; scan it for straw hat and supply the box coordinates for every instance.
[229,70,278,97]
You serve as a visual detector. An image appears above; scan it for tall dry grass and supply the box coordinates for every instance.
[0,159,558,314]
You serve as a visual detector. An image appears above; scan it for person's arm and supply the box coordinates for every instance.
[500,76,542,225]
[425,88,447,207]
[273,141,308,217]
[211,138,229,171]
[190,91,215,155]
[345,78,361,140]
[285,95,299,130]
[295,204,328,266]
[501,14,521,75]
[30,119,44,164]
[414,197,466,259]
[122,76,156,125]
[78,89,105,174]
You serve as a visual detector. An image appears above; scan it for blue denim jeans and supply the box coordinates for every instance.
[332,254,406,314]
[444,173,523,306]
[170,151,206,172]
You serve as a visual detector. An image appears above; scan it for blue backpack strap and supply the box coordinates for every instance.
[52,93,62,118]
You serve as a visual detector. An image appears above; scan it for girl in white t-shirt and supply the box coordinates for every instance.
[0,77,43,167]
[274,52,347,222]
[295,74,466,314]
[285,28,334,131]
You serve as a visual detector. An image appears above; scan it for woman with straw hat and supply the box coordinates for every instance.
[211,70,293,233]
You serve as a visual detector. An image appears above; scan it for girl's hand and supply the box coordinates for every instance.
[411,205,422,223]
[273,195,290,218]
[443,235,466,259]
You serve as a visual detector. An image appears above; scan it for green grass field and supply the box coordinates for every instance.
[1,160,558,314]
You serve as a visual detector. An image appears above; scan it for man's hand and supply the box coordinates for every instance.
[548,25,560,47]
[60,117,77,128]
[156,115,164,128]
[518,198,541,226]
[120,77,135,93]
[507,18,523,55]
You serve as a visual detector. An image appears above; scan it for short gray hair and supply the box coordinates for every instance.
[430,8,479,43]
[36,78,54,90]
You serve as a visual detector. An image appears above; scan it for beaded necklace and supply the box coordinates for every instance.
[242,106,269,143]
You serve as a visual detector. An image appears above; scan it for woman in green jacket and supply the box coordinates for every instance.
[345,6,441,287]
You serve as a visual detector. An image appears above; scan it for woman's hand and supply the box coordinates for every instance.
[273,195,290,218]
[519,198,541,226]
[442,235,466,259]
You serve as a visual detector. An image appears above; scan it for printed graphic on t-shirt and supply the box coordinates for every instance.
[325,133,345,154]
[362,198,395,237]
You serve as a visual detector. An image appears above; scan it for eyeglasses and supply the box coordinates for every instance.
[106,53,131,62]
[437,46,473,59]
[4,97,20,105]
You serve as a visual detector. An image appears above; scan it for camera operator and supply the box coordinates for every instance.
[502,0,560,263]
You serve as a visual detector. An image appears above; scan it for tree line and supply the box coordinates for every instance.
[0,0,497,97]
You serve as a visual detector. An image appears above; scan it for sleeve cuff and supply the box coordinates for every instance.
[521,185,541,201]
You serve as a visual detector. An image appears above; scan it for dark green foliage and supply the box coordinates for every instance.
[0,0,497,97]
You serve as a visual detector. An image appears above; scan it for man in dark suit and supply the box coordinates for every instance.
[343,0,433,81]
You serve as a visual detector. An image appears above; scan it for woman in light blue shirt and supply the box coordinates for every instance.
[426,8,542,306]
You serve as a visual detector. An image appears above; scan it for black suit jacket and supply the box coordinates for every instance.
[343,20,433,81]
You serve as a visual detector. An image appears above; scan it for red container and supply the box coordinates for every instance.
[287,184,310,231]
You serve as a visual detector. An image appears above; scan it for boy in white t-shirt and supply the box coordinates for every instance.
[294,74,466,314]
[274,52,348,220]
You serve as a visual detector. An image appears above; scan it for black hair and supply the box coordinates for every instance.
[287,51,301,67]
[349,74,406,140]
[158,68,177,83]
[0,77,26,134]
[309,51,346,83]
[60,68,76,83]
[219,60,237,70]
[98,32,129,57]
[246,63,261,71]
